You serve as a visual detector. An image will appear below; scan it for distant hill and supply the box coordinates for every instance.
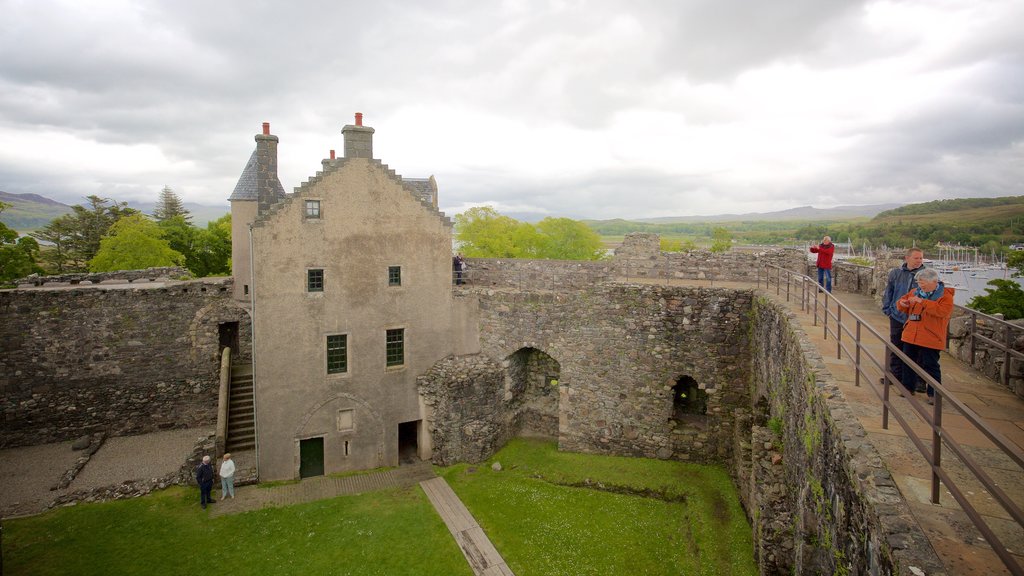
[0,191,73,232]
[0,191,229,232]
[634,203,903,224]
[874,196,1024,222]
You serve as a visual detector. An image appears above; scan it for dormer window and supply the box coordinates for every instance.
[305,200,321,219]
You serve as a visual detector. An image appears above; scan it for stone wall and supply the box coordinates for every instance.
[473,283,753,463]
[16,266,191,287]
[948,312,1024,398]
[0,279,251,448]
[464,235,805,291]
[745,294,943,576]
[803,260,876,296]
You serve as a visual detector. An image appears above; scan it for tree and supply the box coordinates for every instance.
[188,213,232,277]
[661,237,697,252]
[0,202,44,282]
[710,227,732,253]
[153,186,191,223]
[1008,251,1024,278]
[535,217,605,260]
[30,216,76,273]
[967,279,1024,320]
[64,196,137,269]
[89,214,184,272]
[454,206,542,258]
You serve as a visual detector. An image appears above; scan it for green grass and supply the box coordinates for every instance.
[3,439,756,576]
[442,438,756,576]
[2,485,472,576]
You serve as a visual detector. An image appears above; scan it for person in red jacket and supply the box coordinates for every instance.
[896,268,954,404]
[809,235,835,292]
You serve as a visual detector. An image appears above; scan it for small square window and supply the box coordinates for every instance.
[307,269,324,292]
[305,200,321,219]
[386,329,404,367]
[327,334,347,374]
[388,266,401,286]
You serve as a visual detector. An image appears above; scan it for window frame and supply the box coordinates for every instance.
[326,333,348,374]
[307,268,324,292]
[304,199,322,219]
[385,328,404,368]
[388,265,402,287]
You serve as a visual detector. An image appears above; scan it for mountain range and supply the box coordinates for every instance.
[0,191,229,232]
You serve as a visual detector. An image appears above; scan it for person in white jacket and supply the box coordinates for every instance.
[219,453,236,499]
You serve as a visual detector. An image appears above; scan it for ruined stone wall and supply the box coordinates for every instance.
[464,236,804,291]
[746,294,941,576]
[417,355,510,466]
[803,260,876,296]
[0,279,251,448]
[474,283,753,464]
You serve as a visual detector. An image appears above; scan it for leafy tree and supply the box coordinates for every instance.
[153,186,191,223]
[30,216,76,273]
[89,214,184,272]
[0,202,44,282]
[710,227,732,253]
[67,196,137,268]
[189,213,232,277]
[454,206,542,258]
[535,217,604,260]
[660,237,697,252]
[967,279,1024,320]
[1008,251,1024,278]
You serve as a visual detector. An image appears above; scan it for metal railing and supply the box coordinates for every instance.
[759,263,1024,576]
[955,306,1024,392]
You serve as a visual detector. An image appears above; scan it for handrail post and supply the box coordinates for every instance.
[932,394,943,504]
[855,320,862,387]
[823,291,829,340]
[836,304,843,359]
[813,284,819,327]
[1004,324,1013,390]
[968,312,977,371]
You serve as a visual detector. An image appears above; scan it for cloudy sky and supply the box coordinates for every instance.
[1,0,1021,220]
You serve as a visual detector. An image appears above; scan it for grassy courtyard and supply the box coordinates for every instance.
[2,439,755,576]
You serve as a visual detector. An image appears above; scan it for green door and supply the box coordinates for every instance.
[299,437,325,478]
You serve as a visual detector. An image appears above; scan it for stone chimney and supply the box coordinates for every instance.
[256,122,280,215]
[341,112,374,159]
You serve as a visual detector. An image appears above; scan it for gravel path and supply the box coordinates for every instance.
[0,427,209,518]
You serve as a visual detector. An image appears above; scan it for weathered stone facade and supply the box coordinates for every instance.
[0,278,251,448]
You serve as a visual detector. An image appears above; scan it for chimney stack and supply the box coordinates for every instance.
[342,112,374,159]
[255,121,280,214]
[330,149,336,160]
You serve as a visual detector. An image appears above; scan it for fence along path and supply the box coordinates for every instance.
[758,269,1024,576]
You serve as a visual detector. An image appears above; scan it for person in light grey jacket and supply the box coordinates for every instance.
[219,453,236,499]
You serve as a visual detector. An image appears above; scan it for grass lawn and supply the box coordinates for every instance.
[442,438,756,576]
[2,485,472,576]
[3,438,755,576]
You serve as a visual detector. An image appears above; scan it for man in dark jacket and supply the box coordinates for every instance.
[881,248,926,389]
[195,455,216,509]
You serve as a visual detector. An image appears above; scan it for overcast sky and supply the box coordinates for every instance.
[1,0,1021,220]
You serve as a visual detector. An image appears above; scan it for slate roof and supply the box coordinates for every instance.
[228,149,286,202]
[403,178,434,204]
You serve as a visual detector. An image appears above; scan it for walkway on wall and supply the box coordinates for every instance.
[775,289,1024,576]
[621,277,1024,575]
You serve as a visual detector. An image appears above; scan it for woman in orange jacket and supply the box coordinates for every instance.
[896,268,954,404]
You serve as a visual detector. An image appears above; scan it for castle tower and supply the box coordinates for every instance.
[229,122,286,301]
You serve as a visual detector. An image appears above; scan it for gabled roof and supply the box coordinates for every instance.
[403,178,435,204]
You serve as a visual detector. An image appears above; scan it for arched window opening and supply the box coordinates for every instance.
[671,375,707,421]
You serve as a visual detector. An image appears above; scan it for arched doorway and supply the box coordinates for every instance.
[506,347,561,438]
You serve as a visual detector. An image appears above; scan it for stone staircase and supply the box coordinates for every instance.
[226,363,255,452]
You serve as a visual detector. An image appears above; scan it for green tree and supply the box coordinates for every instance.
[30,216,76,273]
[535,217,605,260]
[661,238,697,252]
[0,202,44,282]
[89,214,184,272]
[153,186,191,223]
[710,227,732,253]
[1007,251,1024,278]
[189,213,232,277]
[64,196,137,269]
[967,279,1024,320]
[454,206,542,258]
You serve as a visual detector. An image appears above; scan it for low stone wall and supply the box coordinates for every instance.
[463,234,805,291]
[0,279,251,448]
[804,261,876,296]
[948,311,1024,398]
[746,294,943,575]
[16,267,191,287]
